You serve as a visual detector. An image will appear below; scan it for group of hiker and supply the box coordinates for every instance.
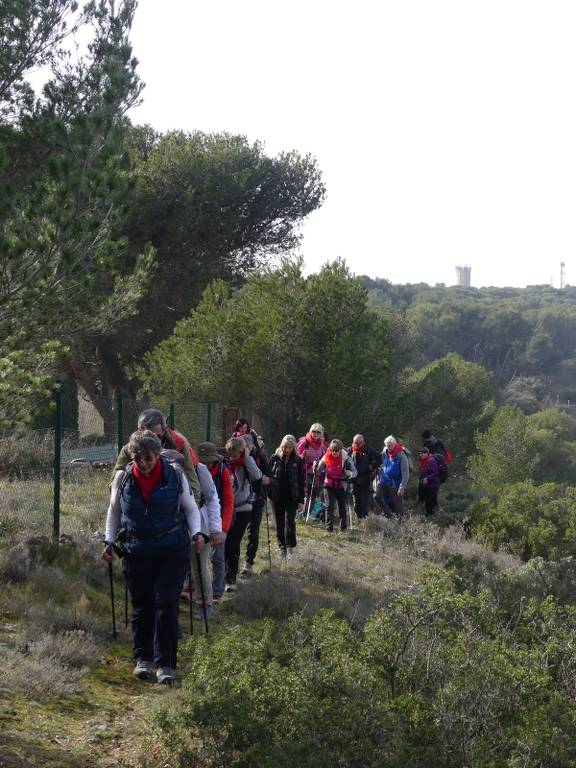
[102,409,451,684]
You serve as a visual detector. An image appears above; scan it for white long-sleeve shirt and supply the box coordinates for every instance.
[195,462,222,535]
[105,469,202,544]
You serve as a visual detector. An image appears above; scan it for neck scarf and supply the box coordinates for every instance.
[132,457,163,502]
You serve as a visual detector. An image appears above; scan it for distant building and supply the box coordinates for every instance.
[455,265,471,287]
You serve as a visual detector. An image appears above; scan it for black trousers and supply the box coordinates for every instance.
[326,487,347,531]
[122,543,190,669]
[352,479,372,519]
[273,498,298,548]
[375,482,404,517]
[419,484,439,516]
[225,509,251,583]
[244,497,264,565]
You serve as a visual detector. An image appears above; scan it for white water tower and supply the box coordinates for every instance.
[455,265,471,287]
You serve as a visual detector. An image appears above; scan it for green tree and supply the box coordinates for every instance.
[66,130,326,417]
[0,0,151,426]
[142,259,392,443]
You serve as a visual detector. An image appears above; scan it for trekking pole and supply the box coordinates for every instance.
[124,580,128,629]
[188,560,194,636]
[108,560,117,640]
[264,492,272,571]
[195,550,209,636]
[305,466,317,523]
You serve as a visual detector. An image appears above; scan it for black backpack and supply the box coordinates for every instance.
[434,453,449,484]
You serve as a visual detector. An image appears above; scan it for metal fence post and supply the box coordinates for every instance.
[169,403,175,428]
[116,392,124,455]
[53,389,62,543]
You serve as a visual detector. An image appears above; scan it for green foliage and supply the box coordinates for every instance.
[472,482,576,561]
[399,353,496,458]
[0,0,153,426]
[142,258,391,442]
[155,571,576,767]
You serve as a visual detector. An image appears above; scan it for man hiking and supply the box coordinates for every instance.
[347,434,382,519]
[114,408,201,505]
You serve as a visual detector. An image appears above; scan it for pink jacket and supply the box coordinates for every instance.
[297,436,327,475]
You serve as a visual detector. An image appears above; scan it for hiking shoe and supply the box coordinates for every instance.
[225,582,237,592]
[156,666,175,685]
[286,547,294,561]
[212,594,224,605]
[278,546,287,560]
[240,561,253,576]
[180,585,192,602]
[194,604,214,620]
[133,659,155,680]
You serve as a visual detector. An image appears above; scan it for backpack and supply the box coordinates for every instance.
[402,448,413,470]
[433,453,449,484]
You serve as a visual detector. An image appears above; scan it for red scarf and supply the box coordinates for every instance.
[324,448,343,474]
[387,441,404,460]
[419,454,433,472]
[229,453,246,472]
[132,457,163,502]
[306,432,323,448]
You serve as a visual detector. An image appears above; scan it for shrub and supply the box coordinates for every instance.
[471,481,576,561]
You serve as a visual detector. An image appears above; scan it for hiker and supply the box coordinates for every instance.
[196,442,234,605]
[114,408,201,505]
[298,423,328,517]
[187,458,223,620]
[347,434,382,519]
[314,439,357,532]
[224,437,263,591]
[422,429,448,459]
[230,418,271,576]
[268,435,305,560]
[418,446,441,516]
[375,435,410,517]
[102,430,204,685]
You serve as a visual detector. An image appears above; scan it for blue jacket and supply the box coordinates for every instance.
[379,450,409,489]
[120,458,189,556]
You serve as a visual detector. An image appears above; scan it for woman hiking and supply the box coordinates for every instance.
[297,423,328,518]
[347,434,382,519]
[418,446,441,516]
[268,435,305,560]
[102,430,204,685]
[314,439,357,532]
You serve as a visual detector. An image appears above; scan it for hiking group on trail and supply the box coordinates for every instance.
[102,409,452,684]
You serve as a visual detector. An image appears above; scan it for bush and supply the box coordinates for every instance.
[471,481,576,561]
[153,572,576,768]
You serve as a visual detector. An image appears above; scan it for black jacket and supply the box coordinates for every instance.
[346,444,382,481]
[269,453,305,504]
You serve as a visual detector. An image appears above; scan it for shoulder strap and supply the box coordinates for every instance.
[118,462,134,495]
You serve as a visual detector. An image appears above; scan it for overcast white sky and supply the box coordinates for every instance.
[128,0,576,289]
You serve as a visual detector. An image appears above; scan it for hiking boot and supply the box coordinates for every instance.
[194,604,214,621]
[286,547,294,561]
[180,585,192,602]
[212,594,224,605]
[133,659,155,681]
[225,582,237,593]
[156,666,175,685]
[278,546,287,560]
[240,561,253,577]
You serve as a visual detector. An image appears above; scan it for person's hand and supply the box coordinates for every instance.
[244,446,251,458]
[101,544,114,562]
[312,460,318,471]
[297,503,304,513]
[210,531,226,546]
[397,488,405,497]
[192,534,205,552]
[422,477,428,486]
[261,475,270,486]
[345,470,352,478]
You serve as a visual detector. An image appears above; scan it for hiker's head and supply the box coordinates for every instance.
[235,418,250,436]
[329,439,343,454]
[384,435,397,451]
[226,436,246,460]
[353,434,365,448]
[309,423,324,439]
[138,409,168,438]
[196,442,222,468]
[422,429,432,440]
[277,434,297,457]
[418,447,430,458]
[128,430,162,475]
